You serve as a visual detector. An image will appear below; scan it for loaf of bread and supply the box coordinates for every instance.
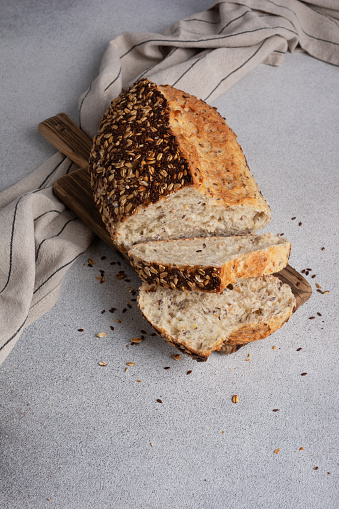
[129,233,291,293]
[138,276,296,361]
[89,78,271,252]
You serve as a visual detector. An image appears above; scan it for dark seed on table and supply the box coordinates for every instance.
[78,329,84,332]
[101,256,106,260]
[187,370,192,375]
[156,399,162,403]
[164,367,170,370]
[309,316,315,319]
[298,222,302,226]
[317,312,322,316]
[110,326,114,331]
[301,372,307,376]
[101,310,105,314]
[296,347,302,351]
[273,409,280,412]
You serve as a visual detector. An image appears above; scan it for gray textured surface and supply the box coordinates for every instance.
[1,1,338,508]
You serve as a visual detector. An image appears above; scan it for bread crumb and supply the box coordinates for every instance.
[272,345,277,350]
[273,449,280,455]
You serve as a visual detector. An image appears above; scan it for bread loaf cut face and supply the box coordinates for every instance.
[89,79,271,252]
[138,276,296,362]
[129,233,291,293]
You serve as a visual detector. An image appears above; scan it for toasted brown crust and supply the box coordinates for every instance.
[129,238,291,293]
[159,84,270,212]
[89,78,270,246]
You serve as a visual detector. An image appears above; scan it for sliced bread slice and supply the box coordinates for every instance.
[129,233,291,293]
[138,276,296,361]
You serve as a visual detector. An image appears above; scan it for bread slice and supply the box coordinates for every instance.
[89,78,271,252]
[129,233,291,293]
[138,276,296,361]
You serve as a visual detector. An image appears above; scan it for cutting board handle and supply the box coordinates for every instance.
[38,113,92,167]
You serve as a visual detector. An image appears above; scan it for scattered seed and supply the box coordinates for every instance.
[88,258,95,265]
[115,319,121,323]
[316,283,322,289]
[187,370,192,375]
[232,395,239,404]
[313,467,318,470]
[317,312,322,317]
[164,367,170,370]
[309,316,316,319]
[272,346,277,350]
[301,269,306,274]
[131,338,142,343]
[97,332,107,338]
[299,447,304,451]
[109,307,116,313]
[140,329,147,334]
[110,326,114,331]
[298,222,302,226]
[273,409,280,412]
[125,367,128,372]
[88,263,93,267]
[321,247,325,251]
[156,399,162,403]
[101,310,106,314]
[296,347,302,351]
[122,308,127,313]
[98,361,107,366]
[136,380,141,383]
[126,362,135,366]
[150,442,154,447]
[301,372,308,376]
[78,328,84,332]
[101,256,106,260]
[172,354,182,360]
[274,449,280,455]
[311,274,316,278]
[291,217,296,220]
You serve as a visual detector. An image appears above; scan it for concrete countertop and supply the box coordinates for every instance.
[1,1,338,508]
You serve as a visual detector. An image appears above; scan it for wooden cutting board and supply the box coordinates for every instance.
[39,113,312,310]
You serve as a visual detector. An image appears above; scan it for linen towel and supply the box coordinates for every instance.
[1,0,338,364]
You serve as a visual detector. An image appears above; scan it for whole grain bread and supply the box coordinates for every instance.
[89,79,271,252]
[129,233,291,293]
[138,276,296,361]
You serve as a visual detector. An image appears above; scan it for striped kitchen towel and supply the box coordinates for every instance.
[1,0,338,363]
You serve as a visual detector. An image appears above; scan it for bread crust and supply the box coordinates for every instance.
[159,84,270,212]
[88,79,270,248]
[129,237,291,293]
